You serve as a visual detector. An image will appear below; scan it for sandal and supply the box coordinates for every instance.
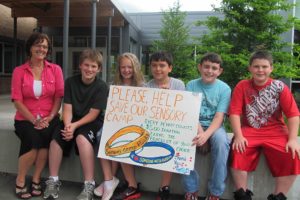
[15,184,32,199]
[31,181,42,197]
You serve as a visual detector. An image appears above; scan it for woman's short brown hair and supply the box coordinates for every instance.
[25,32,52,58]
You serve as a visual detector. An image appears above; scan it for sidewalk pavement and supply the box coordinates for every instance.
[0,172,186,200]
[0,95,14,126]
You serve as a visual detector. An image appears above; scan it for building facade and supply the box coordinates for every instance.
[0,0,299,94]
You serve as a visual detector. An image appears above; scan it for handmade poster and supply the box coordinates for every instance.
[98,85,202,175]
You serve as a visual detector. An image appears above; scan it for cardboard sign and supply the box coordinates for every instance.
[98,85,202,174]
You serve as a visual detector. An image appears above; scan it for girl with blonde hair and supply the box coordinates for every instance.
[95,52,145,200]
[113,52,145,87]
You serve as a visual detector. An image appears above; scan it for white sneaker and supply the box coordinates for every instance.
[102,177,119,200]
[93,182,104,197]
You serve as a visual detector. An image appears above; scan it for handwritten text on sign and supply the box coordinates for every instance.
[98,86,202,175]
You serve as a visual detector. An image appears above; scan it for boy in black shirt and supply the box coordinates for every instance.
[44,49,108,200]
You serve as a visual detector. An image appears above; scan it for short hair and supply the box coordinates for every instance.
[150,51,173,66]
[25,32,51,58]
[200,52,223,68]
[114,52,145,86]
[79,48,103,68]
[249,50,273,66]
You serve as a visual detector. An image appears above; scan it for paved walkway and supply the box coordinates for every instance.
[0,95,14,131]
[0,172,188,200]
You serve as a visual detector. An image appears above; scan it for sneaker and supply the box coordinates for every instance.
[112,185,141,200]
[267,193,287,200]
[184,192,198,200]
[114,180,129,194]
[95,180,127,197]
[94,182,104,197]
[156,186,170,200]
[268,194,276,200]
[102,177,120,200]
[43,178,61,199]
[76,182,95,200]
[205,194,219,200]
[233,188,253,200]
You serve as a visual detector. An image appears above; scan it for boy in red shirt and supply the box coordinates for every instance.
[229,50,300,200]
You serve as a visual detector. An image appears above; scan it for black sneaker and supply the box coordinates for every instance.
[233,188,253,200]
[156,186,170,200]
[267,193,287,200]
[114,180,129,194]
[112,185,141,200]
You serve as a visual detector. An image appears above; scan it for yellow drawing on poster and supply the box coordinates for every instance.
[105,125,149,156]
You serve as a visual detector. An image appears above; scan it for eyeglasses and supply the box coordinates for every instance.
[34,44,49,50]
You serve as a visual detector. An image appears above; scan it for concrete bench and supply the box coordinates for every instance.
[1,124,299,199]
[0,96,299,199]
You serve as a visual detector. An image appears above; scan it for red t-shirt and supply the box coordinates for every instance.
[229,78,299,136]
[11,60,64,120]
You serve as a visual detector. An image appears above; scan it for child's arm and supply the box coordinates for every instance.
[61,103,73,141]
[62,103,73,126]
[192,123,204,145]
[71,108,100,129]
[229,114,248,153]
[278,84,300,159]
[62,106,100,141]
[192,112,224,146]
[285,116,300,159]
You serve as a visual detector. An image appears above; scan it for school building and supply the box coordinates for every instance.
[0,1,300,199]
[0,1,224,80]
[0,0,139,92]
[0,0,300,95]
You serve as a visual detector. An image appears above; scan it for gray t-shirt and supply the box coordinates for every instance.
[147,77,185,91]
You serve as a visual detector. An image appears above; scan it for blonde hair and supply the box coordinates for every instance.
[114,53,145,86]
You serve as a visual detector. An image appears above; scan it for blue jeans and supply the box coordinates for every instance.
[181,127,230,196]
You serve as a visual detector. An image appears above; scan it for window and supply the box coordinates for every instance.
[72,51,81,75]
[4,44,13,74]
[0,43,3,73]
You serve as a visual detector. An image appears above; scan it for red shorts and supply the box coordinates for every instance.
[230,128,300,177]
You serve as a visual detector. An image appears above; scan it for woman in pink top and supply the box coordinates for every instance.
[11,32,64,199]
